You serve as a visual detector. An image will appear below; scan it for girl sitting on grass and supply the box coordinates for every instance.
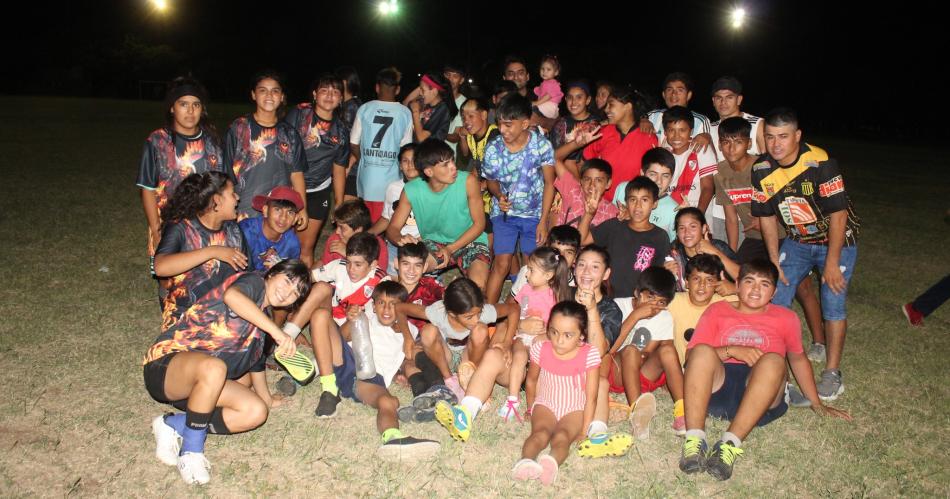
[144,259,311,485]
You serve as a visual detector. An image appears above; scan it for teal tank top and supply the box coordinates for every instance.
[403,171,488,246]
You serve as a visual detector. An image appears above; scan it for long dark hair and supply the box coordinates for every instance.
[310,74,345,120]
[250,69,288,119]
[161,171,231,226]
[421,72,458,121]
[264,259,313,310]
[549,301,589,341]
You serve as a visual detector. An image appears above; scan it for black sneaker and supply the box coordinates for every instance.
[705,441,744,481]
[314,391,341,418]
[679,436,708,474]
[377,436,440,462]
[411,384,457,410]
[397,405,436,423]
[275,376,298,397]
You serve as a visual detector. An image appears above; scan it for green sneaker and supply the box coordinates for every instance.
[435,401,472,442]
[678,436,708,474]
[705,440,744,481]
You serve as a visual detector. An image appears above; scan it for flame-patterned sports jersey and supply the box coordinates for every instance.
[284,103,350,191]
[156,218,250,330]
[750,143,860,245]
[143,273,268,379]
[223,115,306,218]
[136,128,226,214]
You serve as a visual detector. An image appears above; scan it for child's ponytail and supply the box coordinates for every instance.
[161,171,231,227]
[531,246,573,303]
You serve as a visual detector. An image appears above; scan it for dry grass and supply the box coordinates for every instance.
[0,96,948,497]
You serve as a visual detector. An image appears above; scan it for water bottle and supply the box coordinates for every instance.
[667,251,686,290]
[350,310,376,379]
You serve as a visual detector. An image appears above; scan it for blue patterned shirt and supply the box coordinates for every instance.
[481,130,554,219]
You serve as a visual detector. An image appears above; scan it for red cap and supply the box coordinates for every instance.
[252,186,304,212]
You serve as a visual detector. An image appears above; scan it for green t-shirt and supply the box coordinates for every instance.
[404,171,488,246]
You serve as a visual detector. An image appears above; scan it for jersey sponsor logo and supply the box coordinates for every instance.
[800,181,814,196]
[726,188,753,205]
[778,196,818,225]
[819,175,844,197]
[783,185,796,194]
[805,159,820,168]
[752,189,767,203]
[634,246,656,272]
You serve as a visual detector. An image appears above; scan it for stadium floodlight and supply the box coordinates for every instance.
[378,0,398,16]
[151,0,169,12]
[731,7,746,29]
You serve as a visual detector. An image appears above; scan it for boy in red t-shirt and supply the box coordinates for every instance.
[679,259,851,481]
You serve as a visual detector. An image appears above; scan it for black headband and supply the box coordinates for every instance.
[166,83,207,104]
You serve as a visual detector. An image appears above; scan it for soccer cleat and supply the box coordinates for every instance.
[274,350,316,384]
[705,441,744,481]
[435,401,472,442]
[630,392,656,440]
[679,436,708,474]
[817,369,845,401]
[511,459,542,481]
[577,432,634,458]
[377,436,440,462]
[807,342,827,362]
[411,384,457,410]
[902,303,924,327]
[397,405,436,423]
[152,415,181,466]
[177,452,211,485]
[314,390,341,418]
[538,454,559,486]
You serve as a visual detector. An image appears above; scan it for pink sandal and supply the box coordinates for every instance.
[538,455,559,485]
[511,459,542,481]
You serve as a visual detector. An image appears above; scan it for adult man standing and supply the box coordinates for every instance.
[752,108,860,401]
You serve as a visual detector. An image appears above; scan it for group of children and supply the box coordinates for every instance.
[138,60,860,486]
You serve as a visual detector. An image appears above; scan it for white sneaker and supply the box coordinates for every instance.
[151,415,180,466]
[177,452,211,485]
[630,392,657,440]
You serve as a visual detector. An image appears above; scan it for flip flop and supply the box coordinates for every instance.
[274,350,315,384]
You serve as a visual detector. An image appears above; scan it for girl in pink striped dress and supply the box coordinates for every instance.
[512,300,602,485]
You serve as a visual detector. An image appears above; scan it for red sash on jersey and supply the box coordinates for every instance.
[331,268,386,320]
[671,152,699,205]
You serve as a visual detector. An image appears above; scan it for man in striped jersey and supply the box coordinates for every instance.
[643,72,713,152]
[752,108,861,402]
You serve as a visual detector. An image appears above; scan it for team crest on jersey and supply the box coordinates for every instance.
[363,285,373,298]
[819,176,844,197]
[762,182,776,197]
[800,181,814,196]
[752,161,770,171]
[752,189,767,203]
[688,159,698,171]
[778,196,817,225]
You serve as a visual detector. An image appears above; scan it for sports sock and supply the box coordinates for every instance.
[181,410,211,455]
[587,420,608,437]
[415,351,443,388]
[381,428,405,443]
[282,322,302,340]
[206,408,232,435]
[163,413,186,434]
[320,374,339,396]
[408,372,428,397]
[721,431,742,448]
[460,396,482,419]
[685,429,706,441]
[672,399,684,418]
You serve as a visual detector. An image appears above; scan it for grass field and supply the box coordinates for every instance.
[0,96,948,497]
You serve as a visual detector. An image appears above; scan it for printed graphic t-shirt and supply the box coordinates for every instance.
[591,220,671,298]
[136,129,226,213]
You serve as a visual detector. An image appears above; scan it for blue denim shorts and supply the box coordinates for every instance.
[772,239,857,321]
[491,215,540,255]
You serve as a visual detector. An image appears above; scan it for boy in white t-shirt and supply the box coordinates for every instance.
[317,280,440,461]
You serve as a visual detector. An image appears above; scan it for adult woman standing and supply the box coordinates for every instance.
[284,75,350,267]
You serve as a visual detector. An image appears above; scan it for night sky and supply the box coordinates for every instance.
[10,1,938,138]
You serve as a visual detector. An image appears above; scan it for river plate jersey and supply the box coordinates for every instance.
[750,143,860,245]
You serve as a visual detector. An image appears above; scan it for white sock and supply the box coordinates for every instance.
[461,396,482,419]
[282,322,302,340]
[685,429,707,441]
[721,431,742,447]
[506,395,520,406]
[587,420,608,437]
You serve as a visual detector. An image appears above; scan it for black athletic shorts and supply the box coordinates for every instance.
[344,174,358,197]
[144,353,188,411]
[306,189,332,221]
[708,363,788,427]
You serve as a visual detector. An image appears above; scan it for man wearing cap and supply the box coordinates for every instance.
[238,186,304,272]
[709,76,766,160]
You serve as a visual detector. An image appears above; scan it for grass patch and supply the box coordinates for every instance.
[0,96,948,496]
